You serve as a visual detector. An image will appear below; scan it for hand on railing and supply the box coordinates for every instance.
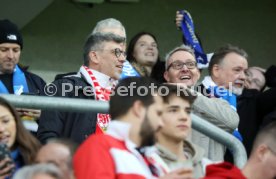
[16,108,41,120]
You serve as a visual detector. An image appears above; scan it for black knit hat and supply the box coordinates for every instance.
[0,19,23,49]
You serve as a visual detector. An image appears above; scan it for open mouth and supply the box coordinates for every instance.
[117,65,123,69]
[145,52,154,56]
[234,83,244,88]
[180,75,191,80]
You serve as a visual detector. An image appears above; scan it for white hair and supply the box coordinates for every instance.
[164,44,195,70]
[91,18,126,38]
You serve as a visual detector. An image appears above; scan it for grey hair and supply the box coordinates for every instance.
[208,44,248,76]
[164,44,196,70]
[91,18,126,38]
[13,163,62,179]
[83,32,126,66]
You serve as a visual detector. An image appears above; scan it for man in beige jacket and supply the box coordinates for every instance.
[163,45,239,161]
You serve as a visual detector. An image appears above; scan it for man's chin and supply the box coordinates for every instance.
[114,72,121,80]
[1,68,14,74]
[232,86,244,96]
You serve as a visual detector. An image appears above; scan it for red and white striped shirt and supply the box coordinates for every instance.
[73,121,156,179]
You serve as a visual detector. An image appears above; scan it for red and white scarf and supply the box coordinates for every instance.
[79,65,117,133]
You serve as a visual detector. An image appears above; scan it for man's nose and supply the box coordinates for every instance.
[239,71,246,80]
[179,110,188,121]
[118,55,126,63]
[180,64,189,71]
[7,49,15,59]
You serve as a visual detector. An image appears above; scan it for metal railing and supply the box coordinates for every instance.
[191,113,247,168]
[1,94,247,168]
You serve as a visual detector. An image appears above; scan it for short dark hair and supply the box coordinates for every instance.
[109,77,160,119]
[161,84,197,105]
[252,121,276,153]
[83,33,125,66]
[208,44,248,76]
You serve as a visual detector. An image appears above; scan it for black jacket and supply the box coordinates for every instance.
[238,87,276,155]
[0,67,46,95]
[24,70,46,95]
[37,73,98,144]
[237,89,261,155]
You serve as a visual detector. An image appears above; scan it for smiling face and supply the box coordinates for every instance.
[132,34,159,67]
[212,52,248,95]
[95,41,126,80]
[0,43,21,74]
[0,105,16,149]
[157,95,192,142]
[164,50,200,87]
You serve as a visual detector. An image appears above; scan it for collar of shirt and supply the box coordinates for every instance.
[106,121,135,146]
[202,76,217,89]
[91,69,117,90]
[106,120,155,178]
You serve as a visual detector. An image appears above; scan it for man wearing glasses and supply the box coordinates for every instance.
[163,45,239,162]
[38,31,126,144]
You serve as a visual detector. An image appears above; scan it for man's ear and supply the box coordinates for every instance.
[164,71,170,82]
[256,144,269,162]
[212,64,220,78]
[132,100,145,120]
[89,51,100,64]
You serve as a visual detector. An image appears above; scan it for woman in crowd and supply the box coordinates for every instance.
[0,97,41,178]
[127,32,165,82]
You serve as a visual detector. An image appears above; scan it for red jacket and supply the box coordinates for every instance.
[202,162,246,179]
[73,121,155,179]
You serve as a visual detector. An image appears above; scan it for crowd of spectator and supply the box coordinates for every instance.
[0,11,275,179]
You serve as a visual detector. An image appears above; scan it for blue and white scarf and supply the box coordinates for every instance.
[0,65,29,95]
[120,60,140,79]
[202,76,243,141]
[180,10,209,68]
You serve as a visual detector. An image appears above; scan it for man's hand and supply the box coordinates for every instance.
[175,11,184,29]
[16,108,41,119]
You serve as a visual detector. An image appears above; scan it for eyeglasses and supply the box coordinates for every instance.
[167,61,197,70]
[112,48,126,58]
